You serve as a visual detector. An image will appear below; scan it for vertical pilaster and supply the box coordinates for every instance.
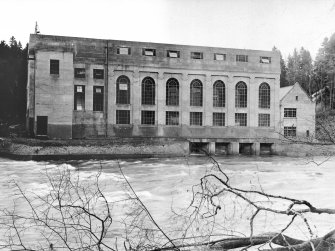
[227,74,235,126]
[249,76,257,127]
[132,69,140,125]
[181,73,189,126]
[157,72,165,126]
[204,74,212,126]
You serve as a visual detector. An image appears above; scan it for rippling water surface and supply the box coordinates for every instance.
[0,155,335,249]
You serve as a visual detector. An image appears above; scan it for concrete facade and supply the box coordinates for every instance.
[27,34,283,153]
[280,83,315,139]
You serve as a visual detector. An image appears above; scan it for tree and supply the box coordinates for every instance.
[272,46,289,87]
[287,47,313,94]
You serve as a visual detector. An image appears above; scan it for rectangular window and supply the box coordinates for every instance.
[166,111,179,125]
[74,85,85,111]
[213,112,225,126]
[93,69,104,79]
[142,48,156,56]
[93,86,104,111]
[284,126,296,137]
[116,110,130,124]
[236,55,248,62]
[141,110,155,125]
[235,113,247,126]
[190,112,202,126]
[260,56,271,64]
[74,68,86,78]
[191,52,203,59]
[284,108,297,118]
[167,50,180,58]
[50,59,59,75]
[214,53,226,61]
[258,114,270,127]
[117,47,131,55]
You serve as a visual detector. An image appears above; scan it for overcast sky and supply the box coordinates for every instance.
[1,0,335,59]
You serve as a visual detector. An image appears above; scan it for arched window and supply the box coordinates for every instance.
[190,79,203,106]
[166,78,179,106]
[235,81,247,108]
[213,80,225,107]
[259,82,270,108]
[142,77,155,105]
[116,76,130,104]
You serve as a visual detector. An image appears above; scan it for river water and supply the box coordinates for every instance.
[0,155,335,250]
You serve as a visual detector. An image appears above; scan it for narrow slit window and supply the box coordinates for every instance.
[74,85,85,111]
[93,86,104,111]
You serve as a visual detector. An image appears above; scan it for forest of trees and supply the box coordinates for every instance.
[0,37,27,124]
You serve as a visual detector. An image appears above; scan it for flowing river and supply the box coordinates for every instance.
[0,155,335,250]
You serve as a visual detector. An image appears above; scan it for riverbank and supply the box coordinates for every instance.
[1,137,335,160]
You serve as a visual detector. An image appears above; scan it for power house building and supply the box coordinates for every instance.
[27,34,282,154]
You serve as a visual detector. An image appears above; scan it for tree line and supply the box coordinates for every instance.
[0,36,27,124]
[277,32,335,110]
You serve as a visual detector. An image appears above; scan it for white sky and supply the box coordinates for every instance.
[1,0,335,60]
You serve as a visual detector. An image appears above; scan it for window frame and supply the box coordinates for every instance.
[142,48,156,56]
[235,81,247,108]
[190,79,203,107]
[93,69,104,79]
[116,75,131,105]
[213,112,225,126]
[214,53,226,61]
[166,111,179,125]
[284,108,297,118]
[116,110,130,124]
[166,78,179,106]
[258,113,270,127]
[259,82,270,109]
[141,110,155,125]
[117,47,131,55]
[191,52,203,59]
[260,56,271,64]
[190,112,203,126]
[167,50,180,58]
[74,68,86,79]
[141,77,156,105]
[93,86,104,112]
[74,85,85,111]
[236,54,248,62]
[213,80,225,107]
[284,126,296,137]
[50,59,59,75]
[235,113,247,126]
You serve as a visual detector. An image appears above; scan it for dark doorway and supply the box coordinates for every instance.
[260,143,273,155]
[190,142,209,155]
[36,116,48,136]
[239,143,253,155]
[215,142,229,155]
[29,118,34,137]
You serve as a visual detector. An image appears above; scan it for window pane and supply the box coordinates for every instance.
[235,113,247,126]
[235,82,247,108]
[190,112,202,126]
[116,110,130,124]
[214,53,226,61]
[74,85,85,111]
[93,86,104,111]
[213,80,225,107]
[284,126,296,137]
[259,83,270,108]
[116,76,130,104]
[190,79,203,106]
[50,59,59,74]
[166,78,179,106]
[167,50,180,58]
[93,69,104,79]
[141,110,155,125]
[258,114,270,127]
[213,113,225,126]
[166,111,179,125]
[142,77,155,105]
[118,47,130,55]
[74,68,85,78]
[284,108,297,118]
[191,52,203,59]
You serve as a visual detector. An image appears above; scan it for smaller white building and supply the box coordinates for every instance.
[280,82,315,139]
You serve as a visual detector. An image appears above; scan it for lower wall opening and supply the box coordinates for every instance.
[190,142,209,155]
[215,143,229,155]
[260,143,273,155]
[239,143,253,155]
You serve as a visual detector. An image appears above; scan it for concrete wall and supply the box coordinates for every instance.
[27,34,281,141]
[280,83,315,139]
